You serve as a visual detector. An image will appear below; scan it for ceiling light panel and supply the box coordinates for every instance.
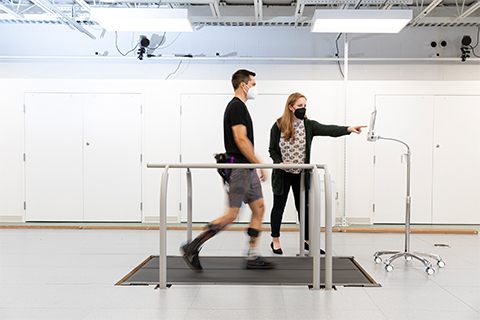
[311,9,413,33]
[90,8,194,32]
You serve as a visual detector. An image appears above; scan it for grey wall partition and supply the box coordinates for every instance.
[146,163,334,291]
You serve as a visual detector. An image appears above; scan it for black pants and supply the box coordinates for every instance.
[270,171,309,240]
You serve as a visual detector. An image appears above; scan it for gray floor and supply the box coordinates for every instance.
[0,228,479,320]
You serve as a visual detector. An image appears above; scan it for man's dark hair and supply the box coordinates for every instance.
[231,69,256,90]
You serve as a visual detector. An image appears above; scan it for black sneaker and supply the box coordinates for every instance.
[245,256,278,269]
[180,242,203,272]
[304,242,326,254]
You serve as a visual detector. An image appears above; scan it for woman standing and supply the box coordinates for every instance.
[268,92,365,254]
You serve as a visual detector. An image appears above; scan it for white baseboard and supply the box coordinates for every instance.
[145,216,372,225]
[144,216,178,223]
[0,215,24,223]
[335,217,372,225]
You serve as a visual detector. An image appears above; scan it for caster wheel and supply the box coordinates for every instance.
[385,264,394,272]
[437,260,446,268]
[426,267,435,275]
[374,257,382,264]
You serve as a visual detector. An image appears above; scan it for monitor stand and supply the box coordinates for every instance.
[372,136,446,275]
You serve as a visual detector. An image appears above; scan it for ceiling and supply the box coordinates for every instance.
[0,0,479,40]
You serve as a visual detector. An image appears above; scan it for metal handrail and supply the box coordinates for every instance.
[147,163,334,291]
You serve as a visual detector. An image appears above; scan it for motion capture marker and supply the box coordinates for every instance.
[433,243,451,248]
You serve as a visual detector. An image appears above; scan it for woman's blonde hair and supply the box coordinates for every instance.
[276,92,307,141]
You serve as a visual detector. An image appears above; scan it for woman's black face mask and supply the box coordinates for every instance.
[294,108,306,120]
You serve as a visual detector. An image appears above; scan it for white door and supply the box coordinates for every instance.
[25,93,84,221]
[180,94,295,223]
[432,96,480,224]
[83,94,142,221]
[373,96,434,224]
[25,93,142,222]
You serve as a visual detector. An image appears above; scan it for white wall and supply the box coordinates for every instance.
[1,22,480,224]
[1,77,479,224]
[1,24,480,81]
[1,23,479,60]
[345,82,480,224]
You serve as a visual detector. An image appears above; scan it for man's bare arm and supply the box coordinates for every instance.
[232,124,267,181]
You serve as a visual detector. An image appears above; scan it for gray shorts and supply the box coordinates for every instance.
[228,169,263,208]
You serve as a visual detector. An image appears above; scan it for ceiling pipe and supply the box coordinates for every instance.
[454,0,480,22]
[75,0,91,12]
[410,0,442,26]
[294,2,305,27]
[209,0,220,19]
[258,0,263,21]
[0,3,24,19]
[30,0,96,39]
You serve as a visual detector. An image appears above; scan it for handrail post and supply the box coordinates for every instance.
[186,168,193,242]
[323,165,333,290]
[159,165,170,289]
[299,170,306,256]
[312,165,321,290]
[308,169,314,260]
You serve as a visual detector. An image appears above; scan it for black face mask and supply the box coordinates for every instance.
[294,108,306,120]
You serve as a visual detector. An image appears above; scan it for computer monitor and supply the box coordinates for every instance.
[367,109,378,142]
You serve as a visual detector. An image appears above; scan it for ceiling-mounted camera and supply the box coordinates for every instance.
[462,35,472,46]
[460,35,472,62]
[137,35,150,60]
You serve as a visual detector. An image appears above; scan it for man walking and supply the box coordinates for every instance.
[180,69,277,271]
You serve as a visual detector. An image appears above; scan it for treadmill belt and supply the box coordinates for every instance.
[117,256,380,287]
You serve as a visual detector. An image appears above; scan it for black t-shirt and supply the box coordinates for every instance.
[223,97,254,163]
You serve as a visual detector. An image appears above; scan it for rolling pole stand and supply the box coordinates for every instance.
[372,137,446,275]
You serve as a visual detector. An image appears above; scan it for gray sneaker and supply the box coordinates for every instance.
[245,256,278,269]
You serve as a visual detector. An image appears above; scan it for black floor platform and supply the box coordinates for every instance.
[117,256,380,287]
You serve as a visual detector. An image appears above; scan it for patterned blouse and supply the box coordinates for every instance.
[279,120,306,174]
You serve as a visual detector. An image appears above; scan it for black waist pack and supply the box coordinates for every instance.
[214,153,233,183]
